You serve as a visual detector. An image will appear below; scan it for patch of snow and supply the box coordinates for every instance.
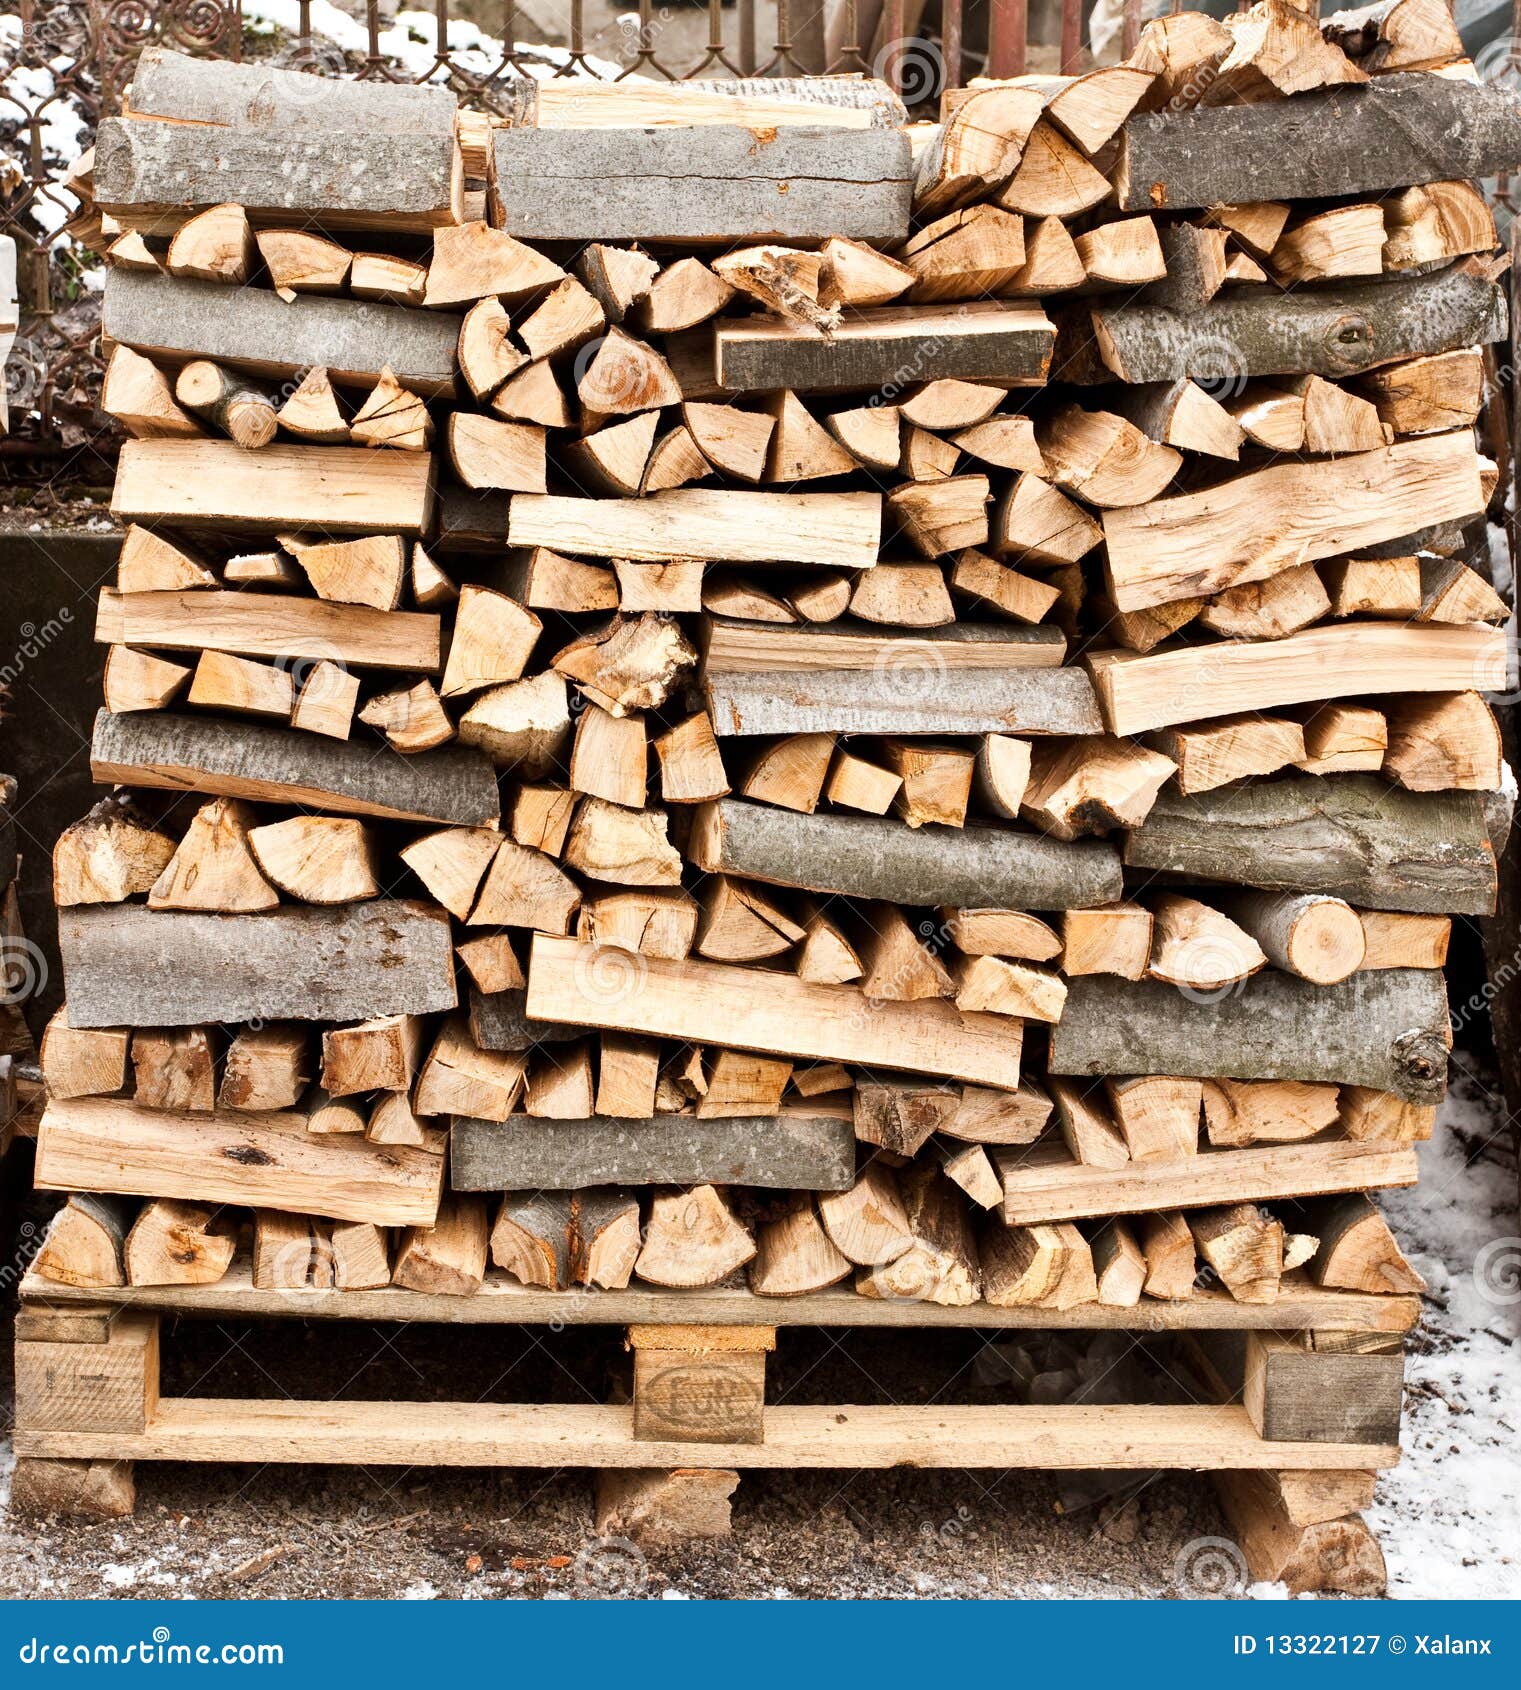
[401,1579,439,1599]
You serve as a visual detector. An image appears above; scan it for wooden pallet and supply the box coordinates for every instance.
[11,1268,1412,1594]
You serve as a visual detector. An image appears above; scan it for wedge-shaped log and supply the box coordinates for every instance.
[96,590,440,673]
[996,1136,1418,1226]
[527,935,1023,1089]
[1115,73,1521,211]
[490,125,911,243]
[103,271,461,395]
[1082,265,1506,387]
[1125,774,1499,916]
[690,799,1122,910]
[95,117,463,234]
[59,901,457,1029]
[36,1097,443,1228]
[509,490,880,570]
[717,302,1054,393]
[1089,622,1505,733]
[1102,432,1486,611]
[1050,968,1450,1102]
[111,439,435,536]
[452,1112,855,1191]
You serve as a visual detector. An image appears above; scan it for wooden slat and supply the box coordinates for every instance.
[13,1397,1399,1471]
[18,1267,1421,1332]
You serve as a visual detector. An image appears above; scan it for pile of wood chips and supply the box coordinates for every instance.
[27,0,1519,1310]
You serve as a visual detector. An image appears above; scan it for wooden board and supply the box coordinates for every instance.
[59,901,458,1027]
[705,618,1065,673]
[717,302,1054,392]
[103,270,461,395]
[1049,968,1451,1102]
[13,1398,1398,1472]
[92,710,500,826]
[35,1098,443,1227]
[527,934,1023,1089]
[1090,622,1507,734]
[96,590,441,673]
[1125,775,1498,916]
[111,439,436,536]
[508,490,881,570]
[451,1113,856,1191]
[490,125,912,243]
[19,1266,1420,1333]
[998,1138,1418,1226]
[1116,73,1521,211]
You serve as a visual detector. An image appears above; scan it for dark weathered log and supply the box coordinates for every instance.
[1116,74,1521,211]
[91,710,499,827]
[468,987,583,1053]
[96,118,462,234]
[691,798,1123,909]
[490,126,912,243]
[452,1112,855,1191]
[1079,265,1506,386]
[1049,969,1451,1102]
[1124,774,1499,916]
[103,271,461,396]
[60,902,457,1028]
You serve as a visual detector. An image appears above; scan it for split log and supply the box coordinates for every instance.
[1105,1076,1202,1162]
[856,1166,979,1306]
[220,1024,309,1112]
[1140,1212,1197,1301]
[451,1111,854,1191]
[393,1195,489,1297]
[490,125,912,243]
[1061,903,1153,980]
[59,900,456,1028]
[246,816,378,904]
[124,1199,234,1286]
[100,346,201,439]
[689,799,1123,910]
[571,1191,642,1291]
[92,710,498,826]
[1021,737,1175,839]
[33,1193,132,1288]
[132,1025,221,1112]
[1298,1193,1426,1293]
[1384,692,1503,791]
[1213,1470,1387,1597]
[1124,774,1500,915]
[40,1011,130,1100]
[1049,968,1451,1102]
[1152,715,1306,794]
[1190,1204,1284,1304]
[490,1192,573,1289]
[1115,73,1521,211]
[982,1221,1098,1310]
[53,798,174,906]
[750,1200,853,1295]
[1358,910,1450,970]
[1049,1079,1130,1169]
[635,1186,756,1288]
[36,1096,443,1226]
[103,269,460,395]
[527,935,1024,1089]
[458,673,572,776]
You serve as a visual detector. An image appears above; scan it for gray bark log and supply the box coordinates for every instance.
[103,271,462,397]
[697,797,1123,908]
[91,710,500,828]
[490,126,912,243]
[1116,74,1521,211]
[1077,265,1506,386]
[706,666,1102,737]
[1124,773,1499,915]
[60,901,458,1028]
[453,1113,857,1191]
[469,987,583,1053]
[1049,969,1451,1102]
[95,118,462,233]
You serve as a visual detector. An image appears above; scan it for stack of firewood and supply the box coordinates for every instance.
[28,0,1520,1307]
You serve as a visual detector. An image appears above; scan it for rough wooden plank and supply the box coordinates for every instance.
[111,439,436,535]
[14,1312,158,1435]
[92,710,498,826]
[1102,431,1486,610]
[1090,622,1507,733]
[11,1398,1399,1471]
[1049,968,1451,1101]
[527,934,1023,1089]
[998,1138,1418,1226]
[60,901,458,1028]
[451,1113,856,1191]
[1244,1331,1404,1446]
[690,798,1122,909]
[20,1264,1422,1332]
[509,490,881,570]
[1116,73,1521,211]
[103,271,461,396]
[95,117,462,234]
[96,590,441,673]
[1125,774,1498,916]
[490,125,912,243]
[1081,264,1506,387]
[717,301,1054,393]
[35,1098,443,1227]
